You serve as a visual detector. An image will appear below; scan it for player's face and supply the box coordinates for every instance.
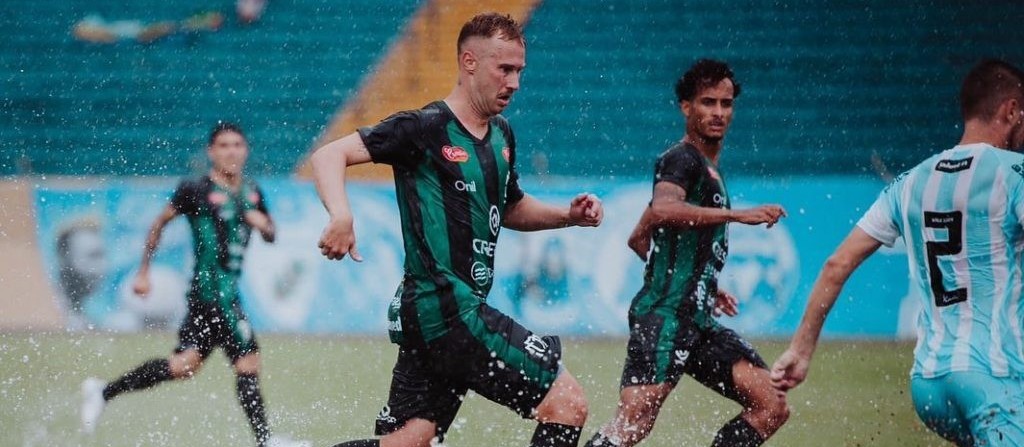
[681,79,735,142]
[469,35,525,116]
[207,131,249,176]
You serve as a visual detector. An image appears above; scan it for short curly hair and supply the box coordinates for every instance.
[675,59,741,103]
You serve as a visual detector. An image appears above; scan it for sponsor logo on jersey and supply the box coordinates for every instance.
[471,261,493,286]
[377,405,397,424]
[502,147,511,162]
[489,205,501,236]
[473,238,496,257]
[524,334,549,359]
[713,193,727,207]
[673,349,690,366]
[455,180,476,192]
[935,157,973,173]
[1012,162,1024,180]
[442,145,470,163]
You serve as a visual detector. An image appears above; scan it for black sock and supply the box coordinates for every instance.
[331,441,380,447]
[584,433,619,447]
[531,422,583,447]
[237,373,271,446]
[102,358,172,401]
[711,416,764,447]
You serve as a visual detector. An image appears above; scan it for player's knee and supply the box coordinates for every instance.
[535,385,588,426]
[233,354,261,375]
[169,353,203,379]
[749,392,789,432]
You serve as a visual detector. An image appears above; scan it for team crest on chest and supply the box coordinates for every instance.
[442,145,470,163]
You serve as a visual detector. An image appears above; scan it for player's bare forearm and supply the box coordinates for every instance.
[650,199,735,228]
[502,195,571,231]
[627,207,655,260]
[790,228,883,356]
[503,193,603,231]
[138,205,178,273]
[310,133,371,219]
[648,181,785,228]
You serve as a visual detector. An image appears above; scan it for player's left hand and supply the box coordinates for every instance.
[713,289,739,317]
[568,193,603,227]
[770,348,811,392]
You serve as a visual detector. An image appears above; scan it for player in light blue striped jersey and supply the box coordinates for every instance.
[770,58,1024,446]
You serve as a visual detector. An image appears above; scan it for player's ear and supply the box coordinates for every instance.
[680,100,691,119]
[999,97,1020,124]
[460,49,478,75]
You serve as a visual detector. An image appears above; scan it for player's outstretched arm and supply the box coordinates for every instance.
[133,204,179,297]
[503,193,603,232]
[770,228,882,391]
[649,181,786,229]
[310,133,373,262]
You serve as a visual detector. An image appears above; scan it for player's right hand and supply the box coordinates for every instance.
[770,348,810,391]
[132,273,151,298]
[318,216,363,262]
[735,204,787,228]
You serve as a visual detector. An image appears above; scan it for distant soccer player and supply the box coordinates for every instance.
[771,59,1024,445]
[583,59,789,447]
[310,12,602,447]
[80,122,308,447]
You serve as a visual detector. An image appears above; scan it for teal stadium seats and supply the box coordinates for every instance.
[2,0,1022,177]
[509,0,1024,178]
[1,0,421,176]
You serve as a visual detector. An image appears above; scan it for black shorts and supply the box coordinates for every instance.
[175,299,259,362]
[620,311,766,403]
[374,303,562,440]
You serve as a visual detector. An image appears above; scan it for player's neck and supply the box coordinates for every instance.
[444,91,490,138]
[959,120,1012,150]
[209,170,243,191]
[683,135,723,165]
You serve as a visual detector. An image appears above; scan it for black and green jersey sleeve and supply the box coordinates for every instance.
[358,101,523,344]
[631,143,730,329]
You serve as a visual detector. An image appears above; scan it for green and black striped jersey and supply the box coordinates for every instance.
[170,176,268,308]
[358,101,525,344]
[631,142,729,329]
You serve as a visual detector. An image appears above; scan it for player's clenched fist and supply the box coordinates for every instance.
[569,193,603,227]
[318,216,363,262]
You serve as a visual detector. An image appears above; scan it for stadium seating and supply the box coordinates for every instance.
[510,0,1024,178]
[1,0,421,176]
[3,0,1022,177]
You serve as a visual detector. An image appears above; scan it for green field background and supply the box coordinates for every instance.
[0,334,945,446]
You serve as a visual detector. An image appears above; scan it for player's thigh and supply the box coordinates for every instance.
[375,347,464,443]
[440,303,563,419]
[218,300,260,363]
[683,326,769,405]
[910,376,973,446]
[949,373,1024,446]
